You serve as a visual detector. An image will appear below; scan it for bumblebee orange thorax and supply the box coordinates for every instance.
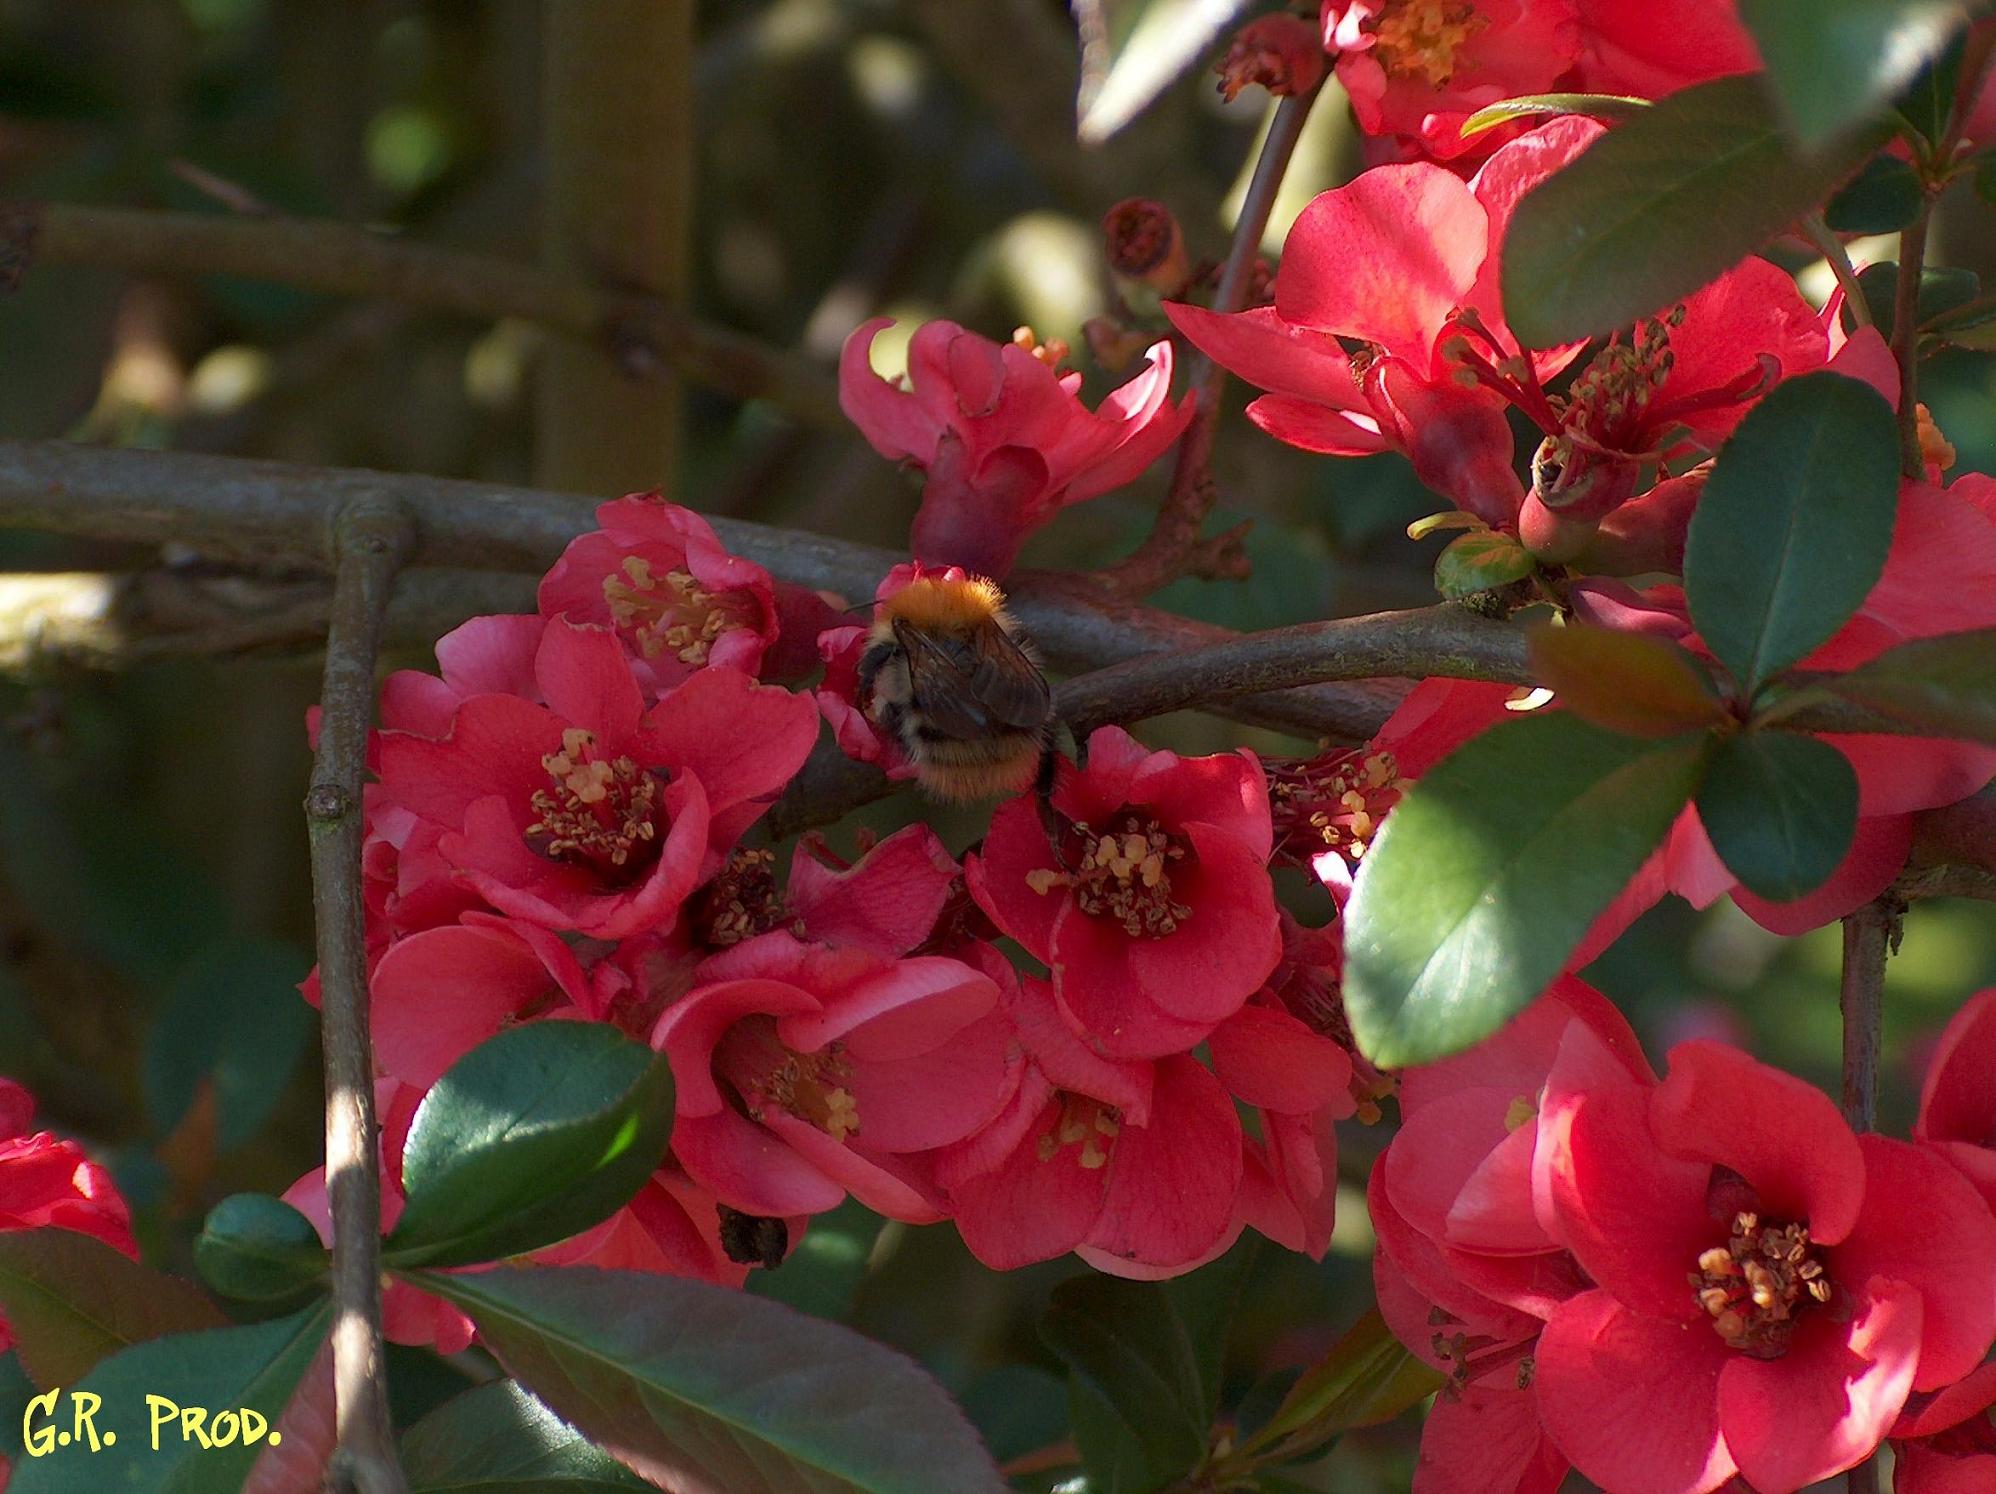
[882,576,1009,633]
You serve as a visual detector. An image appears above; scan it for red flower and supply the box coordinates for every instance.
[653,934,1016,1224]
[376,620,818,940]
[369,914,590,1087]
[1533,1039,1996,1493]
[839,319,1194,577]
[1916,988,1996,1215]
[0,1079,136,1357]
[537,493,779,693]
[1217,14,1327,103]
[1320,0,1580,160]
[937,973,1242,1277]
[1164,119,1596,525]
[968,726,1281,1059]
[531,1163,766,1289]
[1890,1358,1996,1493]
[1569,0,1761,98]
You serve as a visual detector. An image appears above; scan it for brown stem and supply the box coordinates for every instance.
[535,1,695,491]
[1838,898,1899,1133]
[306,498,414,1494]
[4,202,842,432]
[1892,211,1931,480]
[1100,85,1320,597]
[0,439,1396,741]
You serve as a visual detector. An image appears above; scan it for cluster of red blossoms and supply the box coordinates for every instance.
[1376,983,1996,1493]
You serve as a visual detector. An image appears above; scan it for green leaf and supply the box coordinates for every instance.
[1741,0,1972,148]
[746,1196,880,1322]
[1856,262,1983,339]
[0,1230,225,1390]
[195,1194,329,1304]
[1459,92,1649,138]
[143,937,313,1150]
[1078,0,1252,144]
[1041,1276,1210,1490]
[411,1265,1007,1494]
[1343,714,1710,1068]
[1695,732,1859,902]
[1502,77,1889,348]
[386,1022,675,1268]
[1900,32,1967,146]
[1684,372,1901,695]
[1240,1312,1444,1463]
[6,1301,329,1494]
[1823,155,1924,233]
[1819,627,1996,743]
[1433,530,1535,600]
[1528,623,1726,737]
[401,1380,648,1492]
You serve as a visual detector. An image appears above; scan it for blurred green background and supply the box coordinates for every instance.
[0,3,1993,1489]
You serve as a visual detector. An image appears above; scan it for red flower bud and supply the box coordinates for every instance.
[1215,14,1326,103]
[1101,197,1190,294]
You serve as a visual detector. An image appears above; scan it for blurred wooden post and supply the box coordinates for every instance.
[536,0,693,495]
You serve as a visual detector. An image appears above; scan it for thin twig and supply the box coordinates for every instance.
[1799,214,1870,329]
[306,497,414,1494]
[1099,84,1319,596]
[4,202,842,433]
[0,439,1398,740]
[1838,898,1899,1133]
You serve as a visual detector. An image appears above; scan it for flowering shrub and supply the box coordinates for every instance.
[5,4,1996,1493]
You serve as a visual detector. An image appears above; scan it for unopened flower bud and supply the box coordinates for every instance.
[1215,15,1326,103]
[1102,198,1190,295]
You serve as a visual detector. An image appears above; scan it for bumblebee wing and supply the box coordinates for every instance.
[967,618,1051,731]
[893,620,998,739]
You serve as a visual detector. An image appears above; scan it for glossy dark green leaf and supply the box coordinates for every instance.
[1823,155,1923,233]
[1684,372,1900,695]
[1741,0,1971,147]
[1343,714,1710,1067]
[386,1022,674,1268]
[0,1230,225,1390]
[401,1380,647,1493]
[1077,0,1252,143]
[143,937,312,1150]
[1433,530,1535,600]
[1695,732,1859,901]
[195,1194,328,1303]
[1458,92,1647,138]
[1856,262,1983,339]
[6,1301,329,1494]
[1238,1312,1444,1464]
[1042,1276,1209,1489]
[411,1266,1007,1494]
[1900,32,1966,146]
[1503,77,1888,348]
[1820,627,1996,743]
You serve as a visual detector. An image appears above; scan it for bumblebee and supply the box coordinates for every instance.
[716,1205,788,1271]
[856,575,1055,802]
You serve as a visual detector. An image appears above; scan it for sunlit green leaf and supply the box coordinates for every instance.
[1078,0,1252,144]
[195,1194,328,1304]
[387,1023,675,1268]
[1818,627,1996,743]
[401,1380,647,1493]
[1344,714,1710,1067]
[1459,92,1647,137]
[1741,0,1972,148]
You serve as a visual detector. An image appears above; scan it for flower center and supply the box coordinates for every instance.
[1269,747,1402,869]
[525,727,663,877]
[1370,0,1486,87]
[1011,325,1071,372]
[1031,812,1192,938]
[600,554,746,667]
[698,848,788,948]
[722,1016,861,1142]
[1036,1093,1120,1170]
[1690,1209,1833,1359]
